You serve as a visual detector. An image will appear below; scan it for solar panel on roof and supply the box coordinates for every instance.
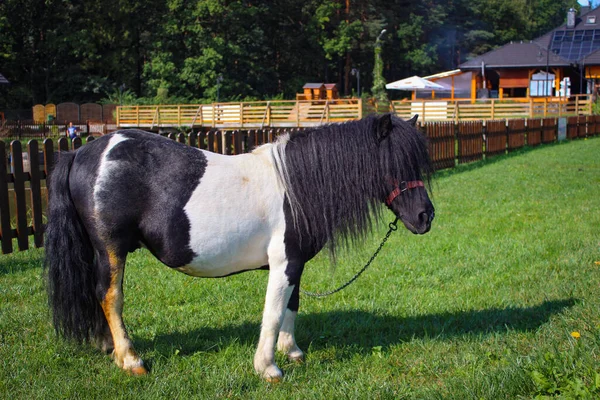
[551,29,600,61]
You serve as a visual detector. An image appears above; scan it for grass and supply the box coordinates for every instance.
[1,137,599,399]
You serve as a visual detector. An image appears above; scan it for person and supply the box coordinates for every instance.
[67,122,78,140]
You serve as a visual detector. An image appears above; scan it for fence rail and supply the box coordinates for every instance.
[391,95,592,122]
[1,116,599,254]
[0,120,119,140]
[116,99,363,129]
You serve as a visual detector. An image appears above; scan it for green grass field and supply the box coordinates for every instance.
[1,137,599,399]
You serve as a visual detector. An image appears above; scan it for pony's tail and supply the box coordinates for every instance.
[44,152,106,342]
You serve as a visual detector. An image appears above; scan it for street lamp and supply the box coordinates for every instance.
[376,29,387,44]
[351,68,360,97]
[216,74,224,103]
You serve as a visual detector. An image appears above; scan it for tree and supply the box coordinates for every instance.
[372,29,389,111]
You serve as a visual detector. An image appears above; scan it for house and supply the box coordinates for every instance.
[424,5,600,101]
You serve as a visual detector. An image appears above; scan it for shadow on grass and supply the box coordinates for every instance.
[136,298,575,359]
[0,249,44,276]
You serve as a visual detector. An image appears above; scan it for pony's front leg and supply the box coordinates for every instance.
[254,258,297,382]
[277,284,304,362]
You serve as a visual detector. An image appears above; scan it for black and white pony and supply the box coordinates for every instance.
[45,113,434,382]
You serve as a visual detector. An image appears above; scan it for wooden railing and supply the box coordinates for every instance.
[391,95,593,122]
[116,99,362,129]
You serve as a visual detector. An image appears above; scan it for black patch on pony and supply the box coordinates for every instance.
[89,130,208,267]
[275,114,432,257]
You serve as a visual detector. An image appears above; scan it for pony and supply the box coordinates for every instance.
[45,113,435,382]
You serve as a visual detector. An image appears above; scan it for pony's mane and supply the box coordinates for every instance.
[272,114,432,255]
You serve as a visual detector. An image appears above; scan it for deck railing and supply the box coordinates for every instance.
[116,99,362,129]
[391,95,592,122]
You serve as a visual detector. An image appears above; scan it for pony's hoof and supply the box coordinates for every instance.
[265,375,282,383]
[128,365,149,376]
[288,350,304,363]
[259,365,283,383]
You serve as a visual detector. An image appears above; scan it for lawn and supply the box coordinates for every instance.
[1,137,599,399]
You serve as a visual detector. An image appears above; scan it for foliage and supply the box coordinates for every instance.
[592,98,600,115]
[0,0,582,109]
[372,35,389,112]
[528,338,600,398]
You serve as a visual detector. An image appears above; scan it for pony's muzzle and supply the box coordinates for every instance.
[403,210,433,235]
[417,211,432,234]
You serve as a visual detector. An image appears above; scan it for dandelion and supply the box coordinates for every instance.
[571,331,581,339]
[595,261,600,265]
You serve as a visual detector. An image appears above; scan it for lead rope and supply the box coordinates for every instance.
[300,218,399,298]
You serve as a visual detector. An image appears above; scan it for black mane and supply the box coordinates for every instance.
[273,114,432,255]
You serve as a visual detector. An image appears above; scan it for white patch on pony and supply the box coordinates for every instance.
[181,143,287,277]
[277,310,303,360]
[93,134,129,213]
[251,234,294,379]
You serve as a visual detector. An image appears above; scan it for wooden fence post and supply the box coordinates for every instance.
[225,131,233,155]
[233,130,242,155]
[72,137,82,150]
[57,137,69,154]
[198,131,207,150]
[0,141,13,254]
[188,131,198,148]
[216,131,223,154]
[43,139,55,179]
[10,141,28,251]
[27,140,43,248]
[207,131,215,152]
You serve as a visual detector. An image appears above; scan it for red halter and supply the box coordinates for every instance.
[386,180,424,206]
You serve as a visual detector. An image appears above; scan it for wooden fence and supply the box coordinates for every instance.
[1,116,599,254]
[116,99,362,129]
[0,120,99,140]
[391,95,592,122]
[32,103,116,124]
[0,136,91,254]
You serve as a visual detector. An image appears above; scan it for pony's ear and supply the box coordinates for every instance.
[407,114,419,126]
[376,113,393,142]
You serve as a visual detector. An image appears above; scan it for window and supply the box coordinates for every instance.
[586,15,596,24]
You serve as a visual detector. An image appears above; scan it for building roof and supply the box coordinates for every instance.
[423,69,463,80]
[0,73,9,85]
[459,41,571,70]
[460,6,600,69]
[303,83,325,89]
[534,6,600,49]
[580,46,600,64]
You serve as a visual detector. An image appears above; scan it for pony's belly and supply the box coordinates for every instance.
[178,234,269,277]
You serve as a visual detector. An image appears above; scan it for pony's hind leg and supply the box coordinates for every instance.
[276,285,304,362]
[96,248,147,375]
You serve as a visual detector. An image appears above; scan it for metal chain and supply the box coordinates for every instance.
[301,218,399,298]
